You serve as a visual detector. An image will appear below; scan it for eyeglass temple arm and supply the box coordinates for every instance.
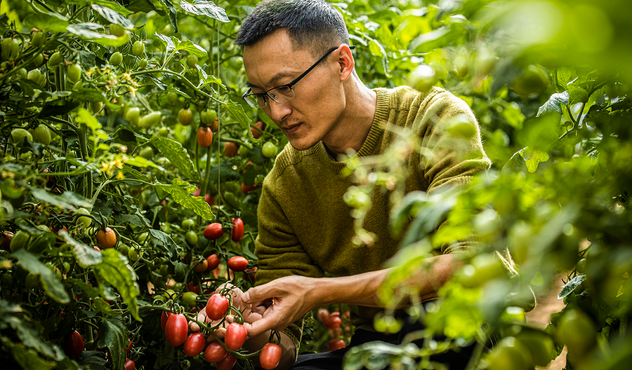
[287,45,356,87]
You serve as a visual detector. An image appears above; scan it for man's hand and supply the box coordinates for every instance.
[241,275,319,337]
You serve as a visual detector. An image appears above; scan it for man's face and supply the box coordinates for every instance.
[242,29,346,150]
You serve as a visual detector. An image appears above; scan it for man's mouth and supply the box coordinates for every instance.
[284,123,302,135]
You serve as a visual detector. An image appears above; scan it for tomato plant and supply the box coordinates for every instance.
[204,223,224,240]
[231,218,244,242]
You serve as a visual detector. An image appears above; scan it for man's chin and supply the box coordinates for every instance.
[288,138,318,151]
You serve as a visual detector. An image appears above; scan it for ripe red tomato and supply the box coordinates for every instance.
[216,353,237,370]
[231,218,244,242]
[206,294,229,320]
[204,341,227,363]
[123,339,132,354]
[193,257,208,273]
[187,281,200,294]
[97,227,117,249]
[224,142,239,157]
[165,314,188,346]
[184,333,206,357]
[251,121,264,139]
[206,254,221,271]
[324,315,342,330]
[179,108,193,126]
[64,330,84,357]
[197,126,213,148]
[328,339,346,351]
[227,256,248,272]
[204,223,224,240]
[124,358,135,370]
[225,323,247,351]
[205,194,214,207]
[260,343,283,369]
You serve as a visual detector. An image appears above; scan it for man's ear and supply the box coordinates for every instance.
[337,45,355,82]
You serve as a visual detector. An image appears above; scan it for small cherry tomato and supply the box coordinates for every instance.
[139,111,161,128]
[200,109,217,125]
[227,256,248,272]
[67,63,81,83]
[206,254,221,271]
[109,23,126,36]
[251,121,264,139]
[204,341,227,363]
[97,227,117,249]
[187,55,198,68]
[64,330,84,357]
[109,52,123,66]
[197,126,213,148]
[131,41,145,57]
[124,107,140,125]
[231,218,244,242]
[182,291,198,308]
[182,218,195,230]
[204,223,224,240]
[206,294,229,321]
[193,257,208,273]
[262,142,278,158]
[223,142,239,157]
[178,108,193,126]
[225,323,247,351]
[48,51,64,67]
[124,358,135,370]
[184,332,206,357]
[216,354,237,370]
[165,314,188,347]
[324,315,341,330]
[260,343,282,369]
[328,339,346,351]
[185,230,198,245]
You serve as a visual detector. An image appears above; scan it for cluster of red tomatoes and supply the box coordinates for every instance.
[316,308,351,351]
[161,291,283,370]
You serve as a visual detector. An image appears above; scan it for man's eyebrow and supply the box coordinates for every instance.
[246,71,298,90]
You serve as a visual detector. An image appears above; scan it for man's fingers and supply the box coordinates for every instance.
[242,283,281,304]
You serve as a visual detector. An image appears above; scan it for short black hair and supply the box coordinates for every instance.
[234,0,349,57]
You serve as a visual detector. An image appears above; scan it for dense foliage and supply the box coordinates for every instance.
[0,0,629,369]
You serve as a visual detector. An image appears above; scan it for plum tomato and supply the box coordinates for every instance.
[251,121,264,139]
[204,341,228,363]
[165,313,188,347]
[131,41,145,57]
[109,52,123,66]
[67,63,81,83]
[204,223,224,240]
[227,256,248,272]
[328,339,346,351]
[183,333,206,357]
[324,315,342,330]
[225,323,247,351]
[231,218,244,242]
[64,330,84,357]
[185,230,198,245]
[124,358,135,370]
[182,291,198,308]
[223,142,239,157]
[197,126,213,148]
[206,254,221,271]
[178,108,193,126]
[216,354,237,370]
[193,258,208,273]
[205,294,229,321]
[96,227,117,249]
[260,343,283,369]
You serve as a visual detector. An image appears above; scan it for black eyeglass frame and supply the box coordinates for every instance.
[241,45,355,108]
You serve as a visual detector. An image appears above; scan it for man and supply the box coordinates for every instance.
[227,0,491,368]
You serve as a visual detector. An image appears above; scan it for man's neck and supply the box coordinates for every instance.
[322,78,377,157]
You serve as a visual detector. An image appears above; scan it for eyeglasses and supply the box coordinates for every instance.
[242,45,355,109]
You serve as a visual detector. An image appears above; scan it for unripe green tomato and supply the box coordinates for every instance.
[182,219,195,230]
[178,108,193,126]
[72,81,83,90]
[32,53,44,66]
[238,145,251,156]
[182,291,198,307]
[11,128,33,144]
[200,109,217,125]
[262,142,278,158]
[157,127,169,137]
[167,92,178,105]
[20,152,33,161]
[128,248,139,261]
[186,55,198,68]
[67,150,76,159]
[48,51,64,67]
[139,147,154,159]
[109,23,126,37]
[27,69,43,84]
[67,63,81,83]
[2,273,12,286]
[117,243,129,256]
[15,67,27,80]
[185,230,198,245]
[512,65,549,96]
[138,59,148,69]
[124,107,140,125]
[408,64,437,93]
[32,125,51,145]
[132,41,145,57]
[62,262,71,274]
[2,38,20,60]
[137,232,149,244]
[453,55,470,78]
[488,337,530,370]
[32,31,46,46]
[10,230,30,252]
[139,111,162,128]
[90,102,103,114]
[76,208,92,228]
[556,309,597,355]
[109,52,123,66]
[159,264,169,277]
[25,272,40,290]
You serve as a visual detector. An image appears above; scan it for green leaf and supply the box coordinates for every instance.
[38,100,80,119]
[10,250,70,304]
[10,344,57,370]
[28,187,91,212]
[151,136,200,181]
[502,148,528,174]
[70,88,107,103]
[59,230,103,267]
[154,179,215,220]
[95,317,127,370]
[558,274,585,299]
[180,0,229,22]
[23,12,68,32]
[225,100,251,130]
[568,84,589,105]
[67,23,129,47]
[91,4,133,29]
[125,156,161,169]
[537,91,569,117]
[365,36,391,78]
[156,33,175,52]
[148,229,178,257]
[66,278,101,298]
[94,249,141,321]
[158,0,178,33]
[411,24,461,53]
[524,149,550,173]
[177,40,207,57]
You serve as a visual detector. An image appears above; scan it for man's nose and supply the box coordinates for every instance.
[266,98,291,124]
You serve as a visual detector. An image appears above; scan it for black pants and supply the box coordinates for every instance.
[291,316,476,370]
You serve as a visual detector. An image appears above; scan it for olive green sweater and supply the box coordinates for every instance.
[254,86,491,350]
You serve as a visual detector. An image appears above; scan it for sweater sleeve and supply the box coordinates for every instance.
[414,89,492,253]
[254,176,325,356]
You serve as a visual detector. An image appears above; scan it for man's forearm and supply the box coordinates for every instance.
[315,254,459,307]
